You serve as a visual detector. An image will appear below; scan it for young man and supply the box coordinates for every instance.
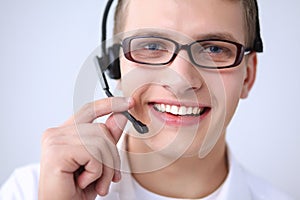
[0,0,294,199]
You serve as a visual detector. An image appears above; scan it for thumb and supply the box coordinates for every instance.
[105,113,128,143]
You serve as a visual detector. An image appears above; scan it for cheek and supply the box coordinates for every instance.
[221,68,246,119]
[200,66,246,131]
[120,57,133,77]
[225,76,244,98]
[119,58,147,97]
[120,58,158,95]
[119,59,155,123]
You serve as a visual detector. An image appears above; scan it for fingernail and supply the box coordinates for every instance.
[99,187,109,196]
[114,170,122,182]
[126,97,134,105]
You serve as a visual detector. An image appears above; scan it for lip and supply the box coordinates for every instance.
[148,100,211,126]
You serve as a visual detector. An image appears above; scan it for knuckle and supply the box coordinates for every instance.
[81,102,96,119]
[96,185,109,196]
[93,164,103,176]
[97,123,108,131]
[95,167,114,195]
[98,124,116,143]
[94,98,112,115]
[104,150,117,168]
[114,151,121,165]
[103,166,115,182]
[41,127,59,144]
[87,158,103,175]
[94,166,103,176]
[43,127,58,136]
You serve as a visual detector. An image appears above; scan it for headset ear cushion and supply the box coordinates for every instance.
[107,44,121,79]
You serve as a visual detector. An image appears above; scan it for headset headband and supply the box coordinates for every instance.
[101,0,114,55]
[253,0,263,52]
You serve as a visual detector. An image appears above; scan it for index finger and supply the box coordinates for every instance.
[62,97,133,126]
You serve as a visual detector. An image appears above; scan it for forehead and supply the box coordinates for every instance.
[123,0,245,44]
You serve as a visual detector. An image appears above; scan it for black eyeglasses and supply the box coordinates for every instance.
[121,36,250,69]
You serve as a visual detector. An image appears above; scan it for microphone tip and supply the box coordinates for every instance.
[133,121,149,134]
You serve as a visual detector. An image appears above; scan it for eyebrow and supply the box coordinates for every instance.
[125,30,175,38]
[194,32,239,42]
[125,30,240,43]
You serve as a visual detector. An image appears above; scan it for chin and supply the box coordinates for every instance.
[142,125,209,158]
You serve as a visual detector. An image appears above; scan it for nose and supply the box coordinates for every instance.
[161,51,204,97]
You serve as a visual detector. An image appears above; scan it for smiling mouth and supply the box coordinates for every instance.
[151,103,209,117]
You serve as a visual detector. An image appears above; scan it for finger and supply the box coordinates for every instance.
[46,123,121,176]
[91,134,119,195]
[104,114,126,182]
[98,131,118,170]
[83,183,98,200]
[77,158,103,189]
[95,165,115,196]
[62,97,133,126]
[74,132,114,189]
[76,125,118,178]
[112,169,121,183]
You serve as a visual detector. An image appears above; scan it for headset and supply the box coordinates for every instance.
[94,0,149,134]
[94,0,264,134]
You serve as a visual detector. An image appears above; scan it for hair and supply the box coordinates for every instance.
[113,0,258,49]
[113,0,129,35]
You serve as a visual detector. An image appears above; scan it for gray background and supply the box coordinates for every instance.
[0,0,299,199]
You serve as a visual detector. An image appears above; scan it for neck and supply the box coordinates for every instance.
[126,135,228,199]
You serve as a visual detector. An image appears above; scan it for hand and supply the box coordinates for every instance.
[39,97,133,200]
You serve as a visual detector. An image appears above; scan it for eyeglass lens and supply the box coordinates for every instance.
[123,36,243,68]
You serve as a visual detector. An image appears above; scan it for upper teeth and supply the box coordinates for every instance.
[153,104,203,116]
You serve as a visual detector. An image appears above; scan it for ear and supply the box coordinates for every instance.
[240,52,257,99]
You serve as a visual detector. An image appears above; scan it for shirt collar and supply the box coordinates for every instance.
[103,136,253,200]
[218,148,253,200]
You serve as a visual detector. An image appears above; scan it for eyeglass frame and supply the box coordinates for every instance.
[120,35,251,69]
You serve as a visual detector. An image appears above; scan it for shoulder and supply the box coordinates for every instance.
[244,171,295,200]
[0,164,40,200]
[225,150,295,200]
[0,164,112,200]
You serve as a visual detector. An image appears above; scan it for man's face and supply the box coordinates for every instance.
[118,0,256,158]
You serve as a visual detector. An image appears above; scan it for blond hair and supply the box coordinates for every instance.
[114,0,258,48]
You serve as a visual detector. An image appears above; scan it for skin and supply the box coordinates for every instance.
[120,0,256,197]
[39,0,257,199]
[39,97,134,199]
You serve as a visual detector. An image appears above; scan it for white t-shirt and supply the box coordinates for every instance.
[130,175,222,200]
[0,150,294,200]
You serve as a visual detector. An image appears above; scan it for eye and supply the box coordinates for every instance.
[199,43,233,58]
[206,46,223,53]
[201,45,225,54]
[144,43,164,51]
